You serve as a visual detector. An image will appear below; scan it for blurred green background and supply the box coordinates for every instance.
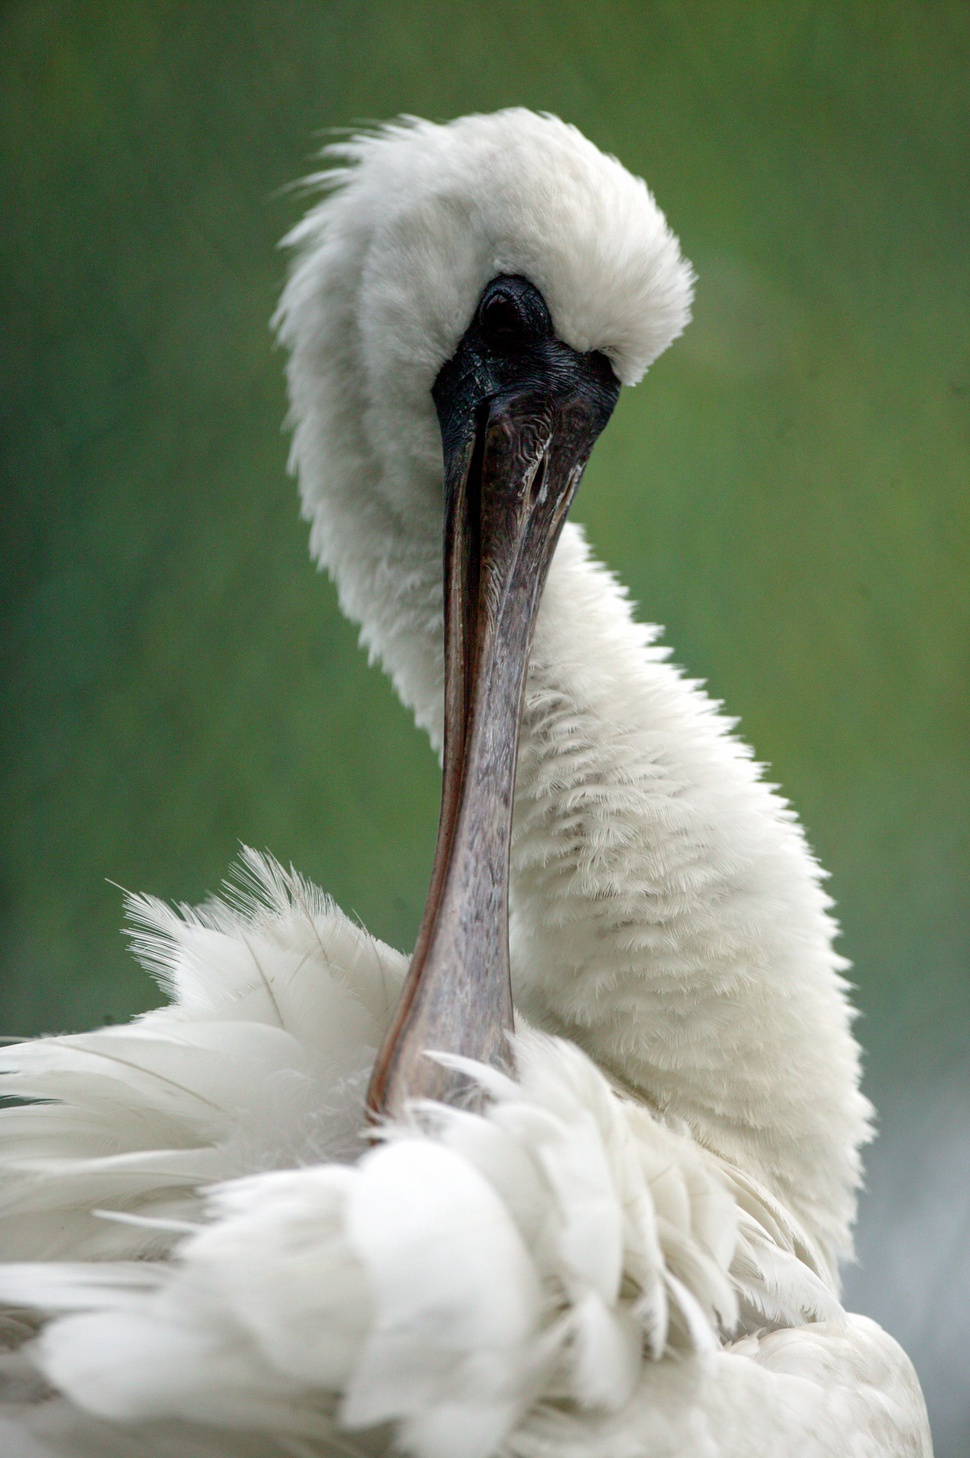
[1,2,967,1449]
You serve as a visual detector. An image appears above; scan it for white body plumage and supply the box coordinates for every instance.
[0,110,931,1457]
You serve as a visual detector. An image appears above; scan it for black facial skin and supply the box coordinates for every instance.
[368,277,620,1121]
[433,275,620,484]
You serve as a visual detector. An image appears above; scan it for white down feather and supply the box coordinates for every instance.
[0,851,406,1262]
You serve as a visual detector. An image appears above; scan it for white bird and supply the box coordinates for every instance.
[0,110,932,1457]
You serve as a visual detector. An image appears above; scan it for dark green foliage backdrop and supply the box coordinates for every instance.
[1,2,968,1446]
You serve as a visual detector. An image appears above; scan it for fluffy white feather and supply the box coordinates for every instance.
[1,1026,855,1458]
[0,851,405,1260]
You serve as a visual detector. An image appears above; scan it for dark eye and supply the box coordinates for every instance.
[479,290,525,344]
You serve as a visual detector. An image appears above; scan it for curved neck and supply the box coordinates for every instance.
[322,506,870,1269]
[509,526,870,1267]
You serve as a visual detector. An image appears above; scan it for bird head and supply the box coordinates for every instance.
[278,109,693,522]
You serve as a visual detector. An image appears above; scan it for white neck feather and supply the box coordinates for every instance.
[514,525,871,1266]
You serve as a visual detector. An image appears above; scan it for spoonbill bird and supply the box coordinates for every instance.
[0,110,931,1457]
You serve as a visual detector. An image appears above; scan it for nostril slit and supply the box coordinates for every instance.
[530,455,547,503]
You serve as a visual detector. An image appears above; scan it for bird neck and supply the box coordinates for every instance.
[320,505,871,1274]
[513,524,871,1270]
